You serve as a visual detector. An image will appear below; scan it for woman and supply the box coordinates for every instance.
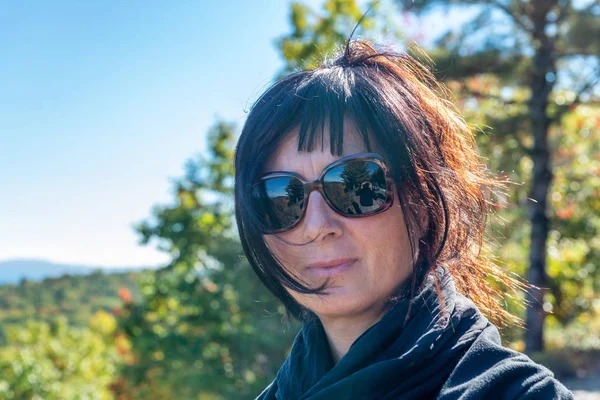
[234,40,573,399]
[355,181,379,213]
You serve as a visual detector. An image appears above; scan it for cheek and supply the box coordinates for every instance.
[262,203,415,293]
[263,236,285,264]
[263,236,304,277]
[357,205,413,264]
[359,195,408,235]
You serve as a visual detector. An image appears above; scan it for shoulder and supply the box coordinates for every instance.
[437,323,573,400]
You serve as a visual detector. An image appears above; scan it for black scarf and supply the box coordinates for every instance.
[257,267,573,400]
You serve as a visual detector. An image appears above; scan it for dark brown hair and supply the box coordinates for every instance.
[234,40,523,328]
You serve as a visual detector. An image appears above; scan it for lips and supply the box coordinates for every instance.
[307,258,357,269]
[306,258,357,278]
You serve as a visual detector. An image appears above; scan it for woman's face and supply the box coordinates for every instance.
[263,122,416,322]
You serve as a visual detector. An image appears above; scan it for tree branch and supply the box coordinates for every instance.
[581,0,600,14]
[461,86,520,105]
[554,67,600,121]
[554,1,571,25]
[555,50,599,59]
[488,0,533,33]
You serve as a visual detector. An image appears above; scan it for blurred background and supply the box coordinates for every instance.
[0,0,598,399]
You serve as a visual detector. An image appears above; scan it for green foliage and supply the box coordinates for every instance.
[0,314,122,400]
[544,105,600,334]
[276,0,399,74]
[480,95,600,350]
[276,0,600,350]
[0,272,139,399]
[340,160,371,190]
[117,1,600,397]
[1,1,593,398]
[0,271,140,344]
[393,0,599,352]
[119,121,300,399]
[0,1,594,398]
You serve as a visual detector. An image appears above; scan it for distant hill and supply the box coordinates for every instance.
[0,259,158,285]
[0,265,144,335]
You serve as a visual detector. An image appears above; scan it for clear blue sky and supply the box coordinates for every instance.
[0,1,471,268]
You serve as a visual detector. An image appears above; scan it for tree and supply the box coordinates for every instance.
[340,160,371,190]
[119,121,299,399]
[0,313,124,400]
[285,178,305,205]
[395,0,599,353]
[118,6,401,396]
[118,1,600,397]
[276,0,600,352]
[277,0,406,75]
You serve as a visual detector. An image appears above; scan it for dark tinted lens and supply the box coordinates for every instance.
[252,176,305,232]
[323,161,387,216]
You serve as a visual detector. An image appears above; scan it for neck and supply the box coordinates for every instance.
[318,303,391,364]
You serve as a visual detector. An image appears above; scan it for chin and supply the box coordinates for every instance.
[306,289,372,319]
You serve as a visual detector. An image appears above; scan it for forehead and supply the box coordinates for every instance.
[264,123,369,179]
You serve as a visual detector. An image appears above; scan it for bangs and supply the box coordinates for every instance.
[253,66,379,171]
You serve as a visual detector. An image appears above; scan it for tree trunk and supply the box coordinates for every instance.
[525,0,557,354]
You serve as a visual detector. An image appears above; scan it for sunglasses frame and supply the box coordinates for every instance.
[252,152,395,234]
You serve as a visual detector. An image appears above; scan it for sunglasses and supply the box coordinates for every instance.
[252,152,394,234]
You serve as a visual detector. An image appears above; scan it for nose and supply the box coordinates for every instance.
[300,190,342,242]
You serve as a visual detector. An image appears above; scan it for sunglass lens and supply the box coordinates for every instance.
[323,161,387,216]
[252,177,304,232]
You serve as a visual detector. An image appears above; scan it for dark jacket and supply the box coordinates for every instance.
[355,185,377,207]
[256,268,573,400]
